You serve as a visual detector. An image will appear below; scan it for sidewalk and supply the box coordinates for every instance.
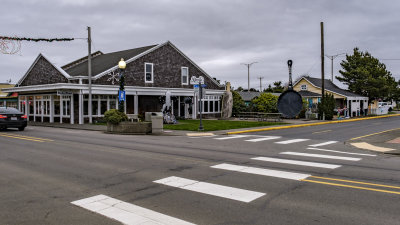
[29,119,319,135]
[348,128,400,155]
[28,122,107,131]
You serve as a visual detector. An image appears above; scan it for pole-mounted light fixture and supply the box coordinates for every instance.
[118,58,126,69]
[118,58,126,112]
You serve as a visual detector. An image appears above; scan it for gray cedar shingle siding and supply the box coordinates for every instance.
[19,56,69,86]
[93,43,223,90]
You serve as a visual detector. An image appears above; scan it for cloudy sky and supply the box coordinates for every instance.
[1,0,400,90]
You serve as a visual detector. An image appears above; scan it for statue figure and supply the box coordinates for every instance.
[221,82,233,119]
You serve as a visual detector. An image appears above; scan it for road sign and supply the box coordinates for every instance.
[194,84,199,88]
[201,84,207,88]
[118,90,126,101]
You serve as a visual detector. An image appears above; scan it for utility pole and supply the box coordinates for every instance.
[241,62,257,91]
[320,22,325,102]
[88,27,92,124]
[257,77,264,92]
[325,53,345,82]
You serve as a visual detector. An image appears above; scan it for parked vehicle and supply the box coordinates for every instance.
[0,107,27,131]
[378,102,394,111]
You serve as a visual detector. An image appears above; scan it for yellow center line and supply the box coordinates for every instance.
[350,127,400,140]
[0,133,53,142]
[0,134,45,142]
[302,179,400,195]
[309,176,400,189]
[312,130,332,134]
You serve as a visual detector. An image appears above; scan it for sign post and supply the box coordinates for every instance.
[190,76,205,131]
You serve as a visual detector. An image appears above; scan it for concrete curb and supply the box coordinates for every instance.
[227,114,400,135]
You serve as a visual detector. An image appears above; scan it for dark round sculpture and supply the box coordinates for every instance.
[277,90,303,118]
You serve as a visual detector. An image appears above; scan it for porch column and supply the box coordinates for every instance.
[50,95,54,123]
[79,91,83,124]
[192,94,197,119]
[107,96,110,111]
[70,94,74,124]
[124,97,127,114]
[60,96,63,124]
[33,97,36,122]
[347,100,350,117]
[41,97,44,122]
[178,97,181,117]
[98,97,101,117]
[134,94,138,115]
[24,96,28,121]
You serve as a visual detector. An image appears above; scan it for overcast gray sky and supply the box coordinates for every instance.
[1,0,400,90]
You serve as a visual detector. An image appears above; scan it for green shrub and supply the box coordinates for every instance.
[104,109,128,125]
[251,93,278,113]
[317,93,335,120]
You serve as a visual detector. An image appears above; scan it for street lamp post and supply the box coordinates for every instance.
[241,62,258,91]
[118,58,126,113]
[325,53,346,82]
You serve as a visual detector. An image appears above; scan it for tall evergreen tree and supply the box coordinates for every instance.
[336,48,397,102]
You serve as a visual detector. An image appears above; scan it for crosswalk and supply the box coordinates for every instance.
[190,134,339,147]
[153,144,375,205]
[73,135,381,224]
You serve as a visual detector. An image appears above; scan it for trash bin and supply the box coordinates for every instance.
[145,112,153,122]
[150,112,163,134]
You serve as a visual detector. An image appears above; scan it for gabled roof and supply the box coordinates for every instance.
[61,51,103,71]
[298,90,321,97]
[238,92,280,101]
[64,45,157,76]
[294,76,366,98]
[17,53,71,86]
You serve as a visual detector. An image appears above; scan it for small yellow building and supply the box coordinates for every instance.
[293,76,368,117]
[0,83,18,108]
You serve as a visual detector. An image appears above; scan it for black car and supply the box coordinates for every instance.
[0,107,27,131]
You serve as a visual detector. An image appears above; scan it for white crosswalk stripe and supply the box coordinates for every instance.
[308,141,338,147]
[214,135,251,140]
[72,195,196,225]
[307,147,377,156]
[211,163,311,180]
[245,136,281,142]
[153,176,265,203]
[275,139,309,144]
[251,156,341,169]
[280,152,361,161]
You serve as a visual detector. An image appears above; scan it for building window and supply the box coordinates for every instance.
[181,67,188,85]
[301,84,307,90]
[145,63,153,83]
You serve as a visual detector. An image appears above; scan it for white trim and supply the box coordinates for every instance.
[167,41,223,87]
[92,41,224,88]
[17,53,71,86]
[295,76,368,100]
[93,44,164,80]
[181,67,189,85]
[144,62,154,83]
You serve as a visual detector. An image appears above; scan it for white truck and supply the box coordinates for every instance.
[378,102,395,112]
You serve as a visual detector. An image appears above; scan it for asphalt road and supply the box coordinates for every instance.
[1,116,400,225]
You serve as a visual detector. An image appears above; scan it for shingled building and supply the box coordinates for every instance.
[2,41,225,124]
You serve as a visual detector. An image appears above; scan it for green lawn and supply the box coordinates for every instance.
[164,119,287,131]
